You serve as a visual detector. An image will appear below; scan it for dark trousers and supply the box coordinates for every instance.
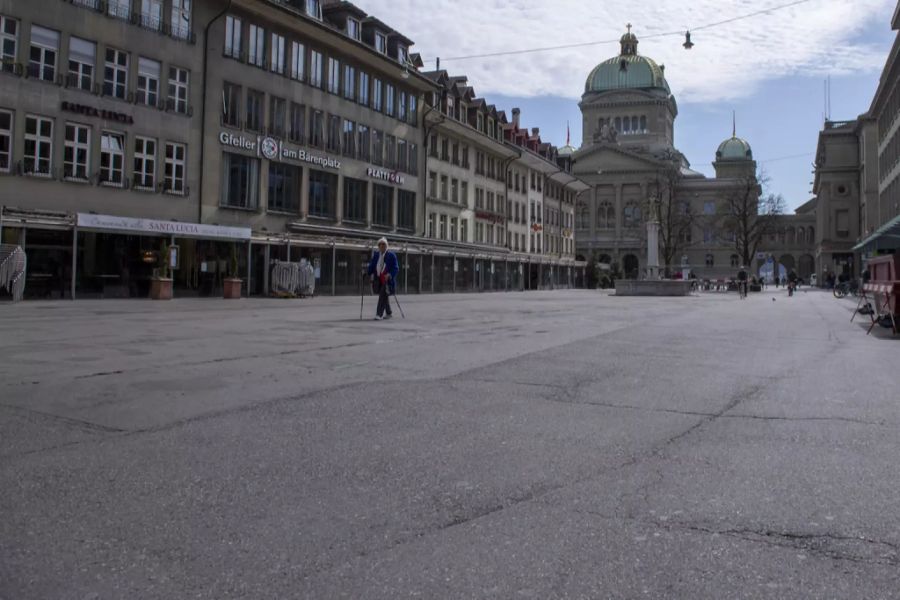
[374,279,392,317]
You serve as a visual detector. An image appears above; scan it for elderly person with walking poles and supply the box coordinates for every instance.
[367,237,399,320]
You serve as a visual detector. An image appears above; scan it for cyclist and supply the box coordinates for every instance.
[787,269,798,297]
[736,266,749,299]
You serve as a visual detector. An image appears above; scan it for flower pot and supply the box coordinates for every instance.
[150,277,173,300]
[223,278,242,299]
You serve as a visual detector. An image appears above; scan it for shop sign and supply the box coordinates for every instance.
[76,213,251,240]
[218,132,341,170]
[367,167,405,185]
[475,211,504,225]
[61,101,134,124]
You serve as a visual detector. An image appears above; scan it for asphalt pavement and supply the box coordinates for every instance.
[1,287,899,599]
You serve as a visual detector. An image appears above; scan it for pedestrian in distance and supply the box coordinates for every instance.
[736,265,749,299]
[367,237,399,321]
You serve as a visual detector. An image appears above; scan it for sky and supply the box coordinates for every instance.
[358,0,896,212]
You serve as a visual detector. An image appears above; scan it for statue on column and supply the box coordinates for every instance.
[597,119,618,144]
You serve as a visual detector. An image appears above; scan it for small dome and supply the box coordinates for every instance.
[716,136,753,161]
[558,144,576,157]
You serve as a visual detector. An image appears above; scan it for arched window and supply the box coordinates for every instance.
[787,227,795,245]
[623,202,642,228]
[597,253,612,265]
[575,202,589,229]
[640,115,647,132]
[623,117,631,133]
[705,254,715,267]
[614,117,622,132]
[808,226,815,241]
[797,227,805,244]
[597,201,614,229]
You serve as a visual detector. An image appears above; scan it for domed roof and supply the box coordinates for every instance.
[558,144,576,157]
[716,136,753,161]
[584,26,671,94]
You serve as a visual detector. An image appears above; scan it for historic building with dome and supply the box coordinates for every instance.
[572,27,816,280]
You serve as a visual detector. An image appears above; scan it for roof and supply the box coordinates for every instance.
[716,136,753,161]
[584,29,670,95]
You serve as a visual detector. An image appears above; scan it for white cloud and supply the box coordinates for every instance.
[355,0,893,103]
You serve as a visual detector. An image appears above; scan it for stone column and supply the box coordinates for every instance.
[335,174,344,225]
[300,166,310,221]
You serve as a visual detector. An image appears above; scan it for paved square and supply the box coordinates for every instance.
[2,289,899,598]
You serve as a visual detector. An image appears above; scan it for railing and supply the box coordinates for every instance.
[0,244,27,302]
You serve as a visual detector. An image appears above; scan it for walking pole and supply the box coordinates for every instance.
[392,289,406,319]
[359,272,365,320]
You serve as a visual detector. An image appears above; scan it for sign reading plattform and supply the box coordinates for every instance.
[366,167,405,185]
[77,213,251,240]
[218,132,341,170]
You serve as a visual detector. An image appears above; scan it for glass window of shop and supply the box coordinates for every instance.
[373,184,392,227]
[267,162,300,213]
[19,228,73,300]
[343,177,366,223]
[222,152,259,209]
[397,190,415,231]
[308,168,337,219]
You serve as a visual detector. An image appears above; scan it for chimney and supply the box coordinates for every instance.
[436,57,440,70]
[531,127,540,137]
[512,107,520,127]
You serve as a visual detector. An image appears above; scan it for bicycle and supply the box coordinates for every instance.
[833,280,859,298]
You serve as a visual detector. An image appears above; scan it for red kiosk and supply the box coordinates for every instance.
[860,255,900,335]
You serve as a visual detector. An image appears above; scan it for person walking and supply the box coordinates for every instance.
[367,237,399,321]
[736,265,749,299]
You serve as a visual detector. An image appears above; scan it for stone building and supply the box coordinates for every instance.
[572,27,816,281]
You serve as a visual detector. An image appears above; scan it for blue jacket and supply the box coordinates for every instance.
[368,250,399,292]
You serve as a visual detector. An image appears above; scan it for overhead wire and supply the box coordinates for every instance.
[432,0,814,63]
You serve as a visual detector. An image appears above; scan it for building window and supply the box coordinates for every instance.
[836,209,850,238]
[428,171,437,198]
[267,163,300,213]
[224,15,241,58]
[137,57,160,106]
[140,0,162,31]
[408,143,418,176]
[398,91,407,122]
[460,218,468,242]
[373,184,392,226]
[270,32,285,74]
[372,129,384,166]
[373,78,383,111]
[343,64,355,100]
[450,217,458,241]
[623,202,641,228]
[222,152,259,208]
[703,201,715,215]
[290,41,304,80]
[248,24,265,67]
[24,115,53,176]
[703,228,715,244]
[427,213,436,238]
[440,174,448,201]
[343,177,366,222]
[222,82,241,127]
[730,254,739,268]
[385,84,395,117]
[309,50,323,87]
[597,202,614,229]
[327,57,340,94]
[441,137,449,161]
[358,71,369,105]
[164,142,186,194]
[408,95,417,125]
[67,37,95,91]
[705,253,714,267]
[245,89,263,132]
[383,135,395,169]
[170,0,191,39]
[308,109,324,147]
[167,66,189,113]
[374,32,386,54]
[357,125,370,162]
[0,110,11,173]
[29,25,59,81]
[306,0,321,19]
[342,119,356,158]
[347,17,360,40]
[451,178,459,203]
[397,139,407,173]
[133,136,156,189]
[63,122,90,181]
[288,102,305,143]
[1,16,18,74]
[438,214,447,240]
[269,96,285,137]
[326,114,340,153]
[308,169,337,218]
[398,190,415,231]
[103,47,128,99]
[107,0,131,20]
[100,131,125,186]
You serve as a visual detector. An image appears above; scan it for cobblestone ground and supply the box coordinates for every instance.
[1,288,899,599]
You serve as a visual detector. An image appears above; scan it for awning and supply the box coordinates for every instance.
[852,213,900,253]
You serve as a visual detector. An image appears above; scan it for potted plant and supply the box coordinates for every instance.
[223,244,242,299]
[150,241,173,300]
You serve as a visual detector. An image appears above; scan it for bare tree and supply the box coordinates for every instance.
[719,171,785,268]
[644,155,695,277]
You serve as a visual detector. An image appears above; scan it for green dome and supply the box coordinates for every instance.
[558,144,576,156]
[716,136,753,160]
[584,28,671,94]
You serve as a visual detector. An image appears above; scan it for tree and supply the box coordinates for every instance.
[644,153,695,277]
[719,171,785,268]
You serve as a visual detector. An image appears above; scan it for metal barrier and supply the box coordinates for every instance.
[0,244,27,302]
[270,260,315,297]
